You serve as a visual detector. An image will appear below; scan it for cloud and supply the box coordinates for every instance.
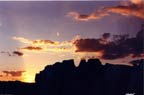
[13,51,24,56]
[74,38,104,52]
[131,0,143,5]
[73,30,144,59]
[1,51,24,57]
[2,71,25,77]
[13,36,60,46]
[102,33,111,39]
[67,11,109,21]
[32,40,59,46]
[105,2,144,19]
[99,33,111,45]
[21,46,43,51]
[20,44,73,52]
[67,0,144,21]
[13,36,75,52]
[12,30,144,60]
[1,51,12,56]
[13,37,32,44]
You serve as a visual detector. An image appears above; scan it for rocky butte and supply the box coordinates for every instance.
[35,58,143,95]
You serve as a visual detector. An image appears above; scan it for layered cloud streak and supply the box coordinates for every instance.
[67,0,144,21]
[13,28,144,60]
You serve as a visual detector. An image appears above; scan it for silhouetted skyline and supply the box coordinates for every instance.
[0,58,143,95]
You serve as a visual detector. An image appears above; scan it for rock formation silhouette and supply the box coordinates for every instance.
[0,58,143,95]
[35,59,143,95]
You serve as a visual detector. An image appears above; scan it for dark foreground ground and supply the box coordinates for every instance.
[0,59,143,95]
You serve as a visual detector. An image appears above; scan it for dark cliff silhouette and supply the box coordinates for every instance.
[35,59,143,95]
[0,59,143,95]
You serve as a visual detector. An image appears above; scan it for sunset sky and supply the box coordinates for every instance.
[0,0,143,83]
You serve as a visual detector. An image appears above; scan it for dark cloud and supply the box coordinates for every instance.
[13,51,24,56]
[33,40,57,45]
[102,33,111,40]
[1,51,24,57]
[21,46,43,51]
[73,28,144,59]
[2,71,25,77]
[74,38,104,52]
[99,33,111,45]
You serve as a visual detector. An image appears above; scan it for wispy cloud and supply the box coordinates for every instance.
[13,37,60,46]
[105,0,144,19]
[2,71,25,77]
[21,46,43,51]
[67,0,144,21]
[1,51,24,57]
[13,37,32,44]
[67,11,109,21]
[32,40,59,46]
[13,36,75,52]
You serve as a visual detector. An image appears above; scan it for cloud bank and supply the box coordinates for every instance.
[73,30,144,59]
[13,28,144,60]
[67,0,144,21]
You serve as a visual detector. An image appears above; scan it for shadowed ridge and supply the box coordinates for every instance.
[139,59,144,70]
[87,59,103,73]
[87,58,101,64]
[126,59,144,95]
[62,59,75,67]
[87,58,102,68]
[104,62,138,95]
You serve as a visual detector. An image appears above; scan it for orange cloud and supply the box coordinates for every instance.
[32,40,59,46]
[67,11,109,21]
[131,0,143,4]
[105,1,144,19]
[13,36,77,53]
[2,71,25,77]
[67,0,144,21]
[21,46,43,51]
[19,42,73,52]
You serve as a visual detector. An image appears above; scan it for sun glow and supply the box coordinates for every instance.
[22,73,35,83]
[131,0,142,4]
